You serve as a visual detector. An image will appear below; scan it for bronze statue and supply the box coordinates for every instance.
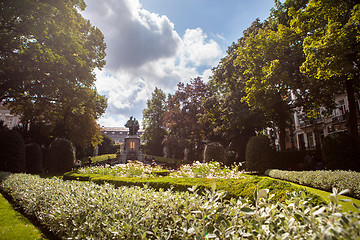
[125,116,140,135]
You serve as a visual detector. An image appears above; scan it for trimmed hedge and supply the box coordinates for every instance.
[25,143,43,174]
[321,133,360,171]
[153,156,191,169]
[44,138,75,173]
[203,142,225,163]
[0,129,25,173]
[245,135,274,173]
[63,172,325,205]
[266,169,360,199]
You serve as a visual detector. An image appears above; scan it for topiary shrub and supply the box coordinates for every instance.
[225,150,237,166]
[245,135,274,173]
[203,142,225,163]
[0,129,25,172]
[321,133,360,171]
[44,138,75,173]
[25,143,43,174]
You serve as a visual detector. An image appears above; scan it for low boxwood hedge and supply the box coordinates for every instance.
[266,169,360,199]
[63,172,325,205]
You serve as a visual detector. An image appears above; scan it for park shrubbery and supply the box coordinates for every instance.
[64,162,324,204]
[321,133,360,171]
[44,138,75,173]
[245,135,274,172]
[0,129,25,173]
[203,142,225,162]
[25,143,43,174]
[266,169,360,199]
[1,172,359,239]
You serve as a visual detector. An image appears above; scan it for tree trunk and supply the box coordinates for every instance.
[345,78,359,141]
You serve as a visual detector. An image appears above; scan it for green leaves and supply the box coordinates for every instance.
[1,172,360,239]
[0,0,107,147]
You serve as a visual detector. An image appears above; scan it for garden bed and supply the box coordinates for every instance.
[1,172,360,239]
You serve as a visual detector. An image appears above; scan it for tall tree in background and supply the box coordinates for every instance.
[163,77,210,160]
[201,24,267,161]
[0,0,107,147]
[142,87,167,156]
[290,0,360,140]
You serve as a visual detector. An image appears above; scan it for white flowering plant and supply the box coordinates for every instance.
[78,161,164,178]
[170,161,244,179]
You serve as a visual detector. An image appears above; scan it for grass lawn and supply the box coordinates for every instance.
[80,154,117,164]
[0,193,47,240]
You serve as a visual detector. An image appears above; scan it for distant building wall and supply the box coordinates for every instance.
[101,127,144,144]
[292,93,360,150]
[0,104,21,129]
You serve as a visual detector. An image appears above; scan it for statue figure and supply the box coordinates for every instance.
[125,116,140,135]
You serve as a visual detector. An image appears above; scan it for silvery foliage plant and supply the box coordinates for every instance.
[0,172,359,239]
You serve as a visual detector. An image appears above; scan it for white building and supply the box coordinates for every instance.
[0,104,21,129]
[292,93,360,150]
[101,127,144,144]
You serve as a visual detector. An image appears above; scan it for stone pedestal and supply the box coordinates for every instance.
[122,135,143,162]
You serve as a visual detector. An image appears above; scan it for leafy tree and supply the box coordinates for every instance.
[98,134,118,155]
[233,17,309,151]
[142,87,167,156]
[290,0,360,140]
[202,22,269,160]
[0,0,107,147]
[163,77,210,160]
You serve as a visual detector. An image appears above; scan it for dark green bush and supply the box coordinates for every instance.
[225,150,237,166]
[0,129,25,172]
[203,142,225,163]
[321,133,360,171]
[44,138,75,173]
[245,135,274,173]
[25,143,43,174]
[98,134,118,155]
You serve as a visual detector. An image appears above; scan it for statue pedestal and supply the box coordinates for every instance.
[122,135,143,162]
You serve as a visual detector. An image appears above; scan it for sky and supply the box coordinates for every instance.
[81,0,275,128]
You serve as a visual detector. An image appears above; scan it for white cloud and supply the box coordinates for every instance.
[181,28,223,67]
[83,0,224,127]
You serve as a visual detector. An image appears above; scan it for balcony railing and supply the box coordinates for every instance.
[299,117,325,127]
[332,115,346,124]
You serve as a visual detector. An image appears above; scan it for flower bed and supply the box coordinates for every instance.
[169,161,244,179]
[1,172,359,239]
[78,160,164,177]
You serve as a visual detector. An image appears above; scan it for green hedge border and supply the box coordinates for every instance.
[63,171,325,205]
[265,169,360,199]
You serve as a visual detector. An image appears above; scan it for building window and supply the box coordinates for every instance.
[338,99,346,115]
[307,132,314,148]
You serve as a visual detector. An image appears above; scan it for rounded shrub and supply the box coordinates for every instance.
[245,135,274,173]
[0,129,25,172]
[25,143,43,174]
[44,138,75,173]
[321,133,360,171]
[203,142,225,163]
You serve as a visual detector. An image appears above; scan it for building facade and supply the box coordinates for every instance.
[101,127,144,144]
[0,104,21,129]
[292,93,360,150]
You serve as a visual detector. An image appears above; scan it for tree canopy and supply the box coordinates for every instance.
[290,0,360,139]
[0,0,107,147]
[142,87,167,156]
